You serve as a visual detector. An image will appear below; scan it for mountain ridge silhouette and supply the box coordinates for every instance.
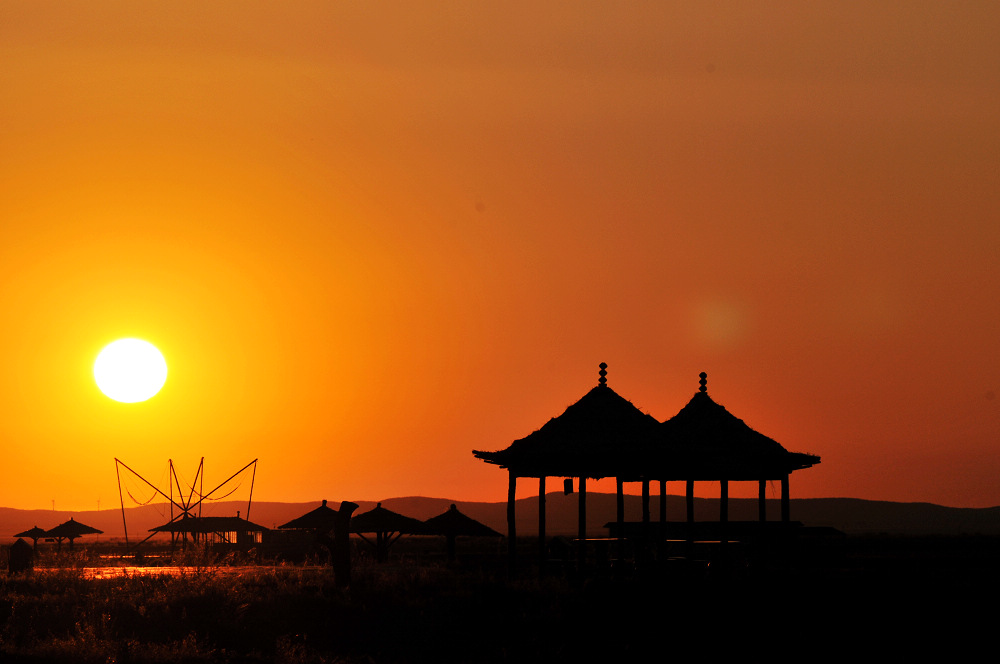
[3,493,998,541]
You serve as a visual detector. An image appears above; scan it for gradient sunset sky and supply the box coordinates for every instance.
[2,2,997,512]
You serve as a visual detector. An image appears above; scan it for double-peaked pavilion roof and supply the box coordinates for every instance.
[473,367,820,481]
[474,365,821,571]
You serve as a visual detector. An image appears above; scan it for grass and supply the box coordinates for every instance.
[2,535,1000,662]
[1,561,592,663]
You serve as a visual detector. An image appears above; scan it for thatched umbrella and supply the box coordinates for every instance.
[351,503,424,562]
[423,504,502,561]
[278,500,359,586]
[46,518,103,551]
[278,499,343,531]
[13,526,47,550]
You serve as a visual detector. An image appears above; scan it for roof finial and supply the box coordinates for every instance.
[598,362,608,387]
[699,372,707,393]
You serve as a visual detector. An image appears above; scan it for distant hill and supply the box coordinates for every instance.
[2,493,998,543]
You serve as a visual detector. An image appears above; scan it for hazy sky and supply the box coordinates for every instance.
[2,2,998,511]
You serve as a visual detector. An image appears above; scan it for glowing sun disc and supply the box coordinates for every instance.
[94,339,168,403]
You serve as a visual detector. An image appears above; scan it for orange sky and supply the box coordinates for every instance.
[1,2,998,511]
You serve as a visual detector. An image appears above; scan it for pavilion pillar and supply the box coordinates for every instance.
[659,480,667,527]
[639,478,651,565]
[758,480,767,522]
[578,476,587,570]
[641,480,650,526]
[616,477,625,562]
[538,476,546,573]
[781,474,790,523]
[720,480,729,548]
[507,472,517,575]
[686,480,695,525]
[720,480,729,524]
[658,480,668,559]
[616,478,625,528]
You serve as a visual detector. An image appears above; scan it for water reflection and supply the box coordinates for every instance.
[35,565,328,579]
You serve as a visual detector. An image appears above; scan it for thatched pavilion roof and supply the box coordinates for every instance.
[473,363,660,479]
[656,372,821,480]
[149,515,269,534]
[45,518,103,540]
[423,504,502,538]
[14,526,48,540]
[277,500,341,530]
[350,503,425,535]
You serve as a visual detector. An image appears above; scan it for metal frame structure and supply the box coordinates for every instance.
[114,457,258,550]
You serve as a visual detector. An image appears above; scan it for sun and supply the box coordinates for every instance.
[93,338,168,403]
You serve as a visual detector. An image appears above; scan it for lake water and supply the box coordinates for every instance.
[34,565,330,579]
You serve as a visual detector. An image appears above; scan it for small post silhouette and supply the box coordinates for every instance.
[332,501,358,588]
[8,539,33,575]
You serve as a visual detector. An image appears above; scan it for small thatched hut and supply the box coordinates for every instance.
[149,514,268,549]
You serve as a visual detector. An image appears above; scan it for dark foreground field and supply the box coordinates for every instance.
[1,535,997,663]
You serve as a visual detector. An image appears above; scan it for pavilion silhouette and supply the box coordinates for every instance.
[474,364,820,572]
